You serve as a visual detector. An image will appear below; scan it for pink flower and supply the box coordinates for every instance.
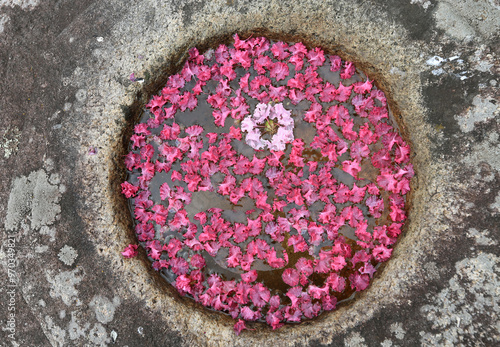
[319,82,336,102]
[190,254,206,269]
[249,283,271,307]
[121,244,138,258]
[167,74,186,89]
[184,174,201,191]
[146,94,166,114]
[350,140,370,161]
[322,295,337,311]
[369,107,388,124]
[314,251,332,273]
[233,319,247,336]
[353,79,373,94]
[366,196,384,218]
[287,73,306,90]
[162,238,181,258]
[231,48,251,68]
[170,170,183,182]
[387,223,403,238]
[395,144,411,164]
[245,130,268,150]
[350,184,367,203]
[213,107,231,127]
[375,122,393,137]
[286,286,303,307]
[377,170,398,192]
[289,42,307,55]
[218,174,236,196]
[340,61,356,79]
[178,92,197,111]
[227,246,242,268]
[326,272,346,292]
[268,85,288,102]
[318,203,336,224]
[394,163,415,180]
[359,263,377,278]
[396,178,411,195]
[271,41,290,60]
[349,272,370,291]
[130,134,146,149]
[121,181,139,198]
[124,152,140,171]
[266,248,287,268]
[248,155,266,175]
[175,274,192,295]
[270,61,289,81]
[207,92,226,109]
[285,306,303,322]
[306,47,325,67]
[389,204,406,222]
[282,268,300,287]
[372,245,392,262]
[193,211,207,225]
[334,82,352,102]
[382,132,402,151]
[289,89,305,104]
[305,85,322,102]
[308,284,330,299]
[359,123,378,144]
[230,222,247,243]
[331,256,346,271]
[341,119,358,140]
[329,55,342,71]
[185,125,204,137]
[288,234,308,253]
[266,310,284,330]
[254,54,272,74]
[355,220,371,242]
[246,217,262,238]
[304,102,322,123]
[371,149,392,169]
[169,257,190,275]
[301,301,321,319]
[289,43,307,70]
[307,222,324,246]
[246,239,268,259]
[289,53,304,70]
[241,270,258,283]
[342,160,361,179]
[250,75,271,91]
[328,104,350,127]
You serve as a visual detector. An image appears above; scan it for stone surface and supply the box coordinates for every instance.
[0,0,498,346]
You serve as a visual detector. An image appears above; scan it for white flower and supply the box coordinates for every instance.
[242,103,294,151]
[241,117,255,133]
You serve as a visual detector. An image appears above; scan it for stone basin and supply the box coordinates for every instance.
[0,0,499,346]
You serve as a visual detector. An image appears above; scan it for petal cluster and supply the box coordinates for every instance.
[121,34,414,333]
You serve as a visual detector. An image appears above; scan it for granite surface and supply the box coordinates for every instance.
[0,0,498,346]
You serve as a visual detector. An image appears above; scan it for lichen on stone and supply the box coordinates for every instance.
[89,295,121,324]
[420,253,500,345]
[58,245,78,266]
[5,170,62,231]
[46,268,83,306]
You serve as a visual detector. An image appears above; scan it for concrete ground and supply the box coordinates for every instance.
[0,0,499,346]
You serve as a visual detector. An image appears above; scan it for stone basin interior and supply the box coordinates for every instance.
[112,29,416,331]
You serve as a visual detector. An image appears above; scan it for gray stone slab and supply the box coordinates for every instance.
[0,0,498,346]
